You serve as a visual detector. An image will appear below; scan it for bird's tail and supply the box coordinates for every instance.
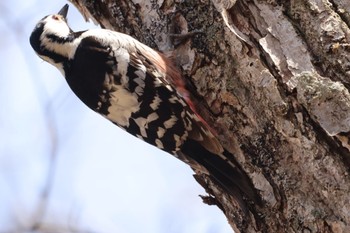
[181,139,262,212]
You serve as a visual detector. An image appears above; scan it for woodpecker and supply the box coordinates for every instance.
[30,4,260,210]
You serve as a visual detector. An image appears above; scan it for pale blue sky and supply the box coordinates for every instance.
[0,1,232,232]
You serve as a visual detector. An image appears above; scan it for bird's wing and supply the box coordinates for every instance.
[68,33,220,154]
[129,42,261,207]
[129,44,225,155]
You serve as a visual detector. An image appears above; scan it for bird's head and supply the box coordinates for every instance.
[30,4,74,66]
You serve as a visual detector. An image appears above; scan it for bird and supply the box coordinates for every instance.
[29,4,261,211]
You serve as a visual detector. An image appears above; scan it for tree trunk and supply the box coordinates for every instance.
[69,0,350,232]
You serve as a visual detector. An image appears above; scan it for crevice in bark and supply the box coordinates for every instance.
[303,106,350,169]
[329,0,350,28]
[282,6,332,79]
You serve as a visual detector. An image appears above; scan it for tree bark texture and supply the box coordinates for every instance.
[69,0,350,232]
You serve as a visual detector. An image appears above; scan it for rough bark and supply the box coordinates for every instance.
[69,0,350,232]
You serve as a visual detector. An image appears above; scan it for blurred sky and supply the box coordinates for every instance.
[0,1,232,232]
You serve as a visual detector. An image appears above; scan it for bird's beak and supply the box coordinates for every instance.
[58,4,69,19]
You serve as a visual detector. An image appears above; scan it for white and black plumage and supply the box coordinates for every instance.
[29,4,260,210]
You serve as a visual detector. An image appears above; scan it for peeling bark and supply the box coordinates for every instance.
[69,0,350,232]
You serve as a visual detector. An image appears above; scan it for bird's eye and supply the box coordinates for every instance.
[52,15,60,20]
